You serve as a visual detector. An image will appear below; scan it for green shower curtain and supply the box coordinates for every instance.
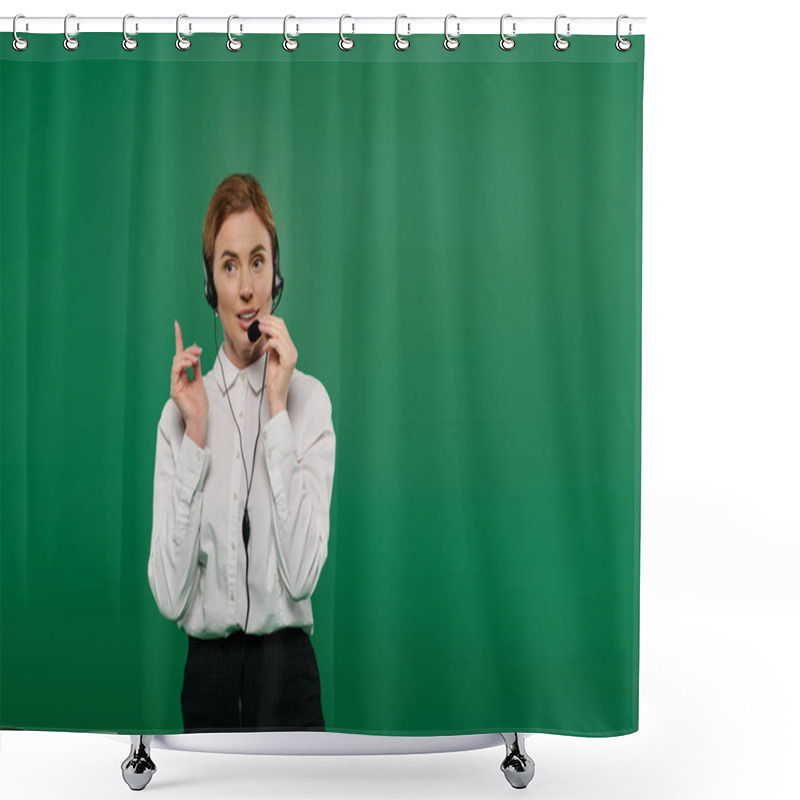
[0,32,643,736]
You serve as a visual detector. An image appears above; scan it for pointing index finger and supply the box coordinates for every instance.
[175,319,184,355]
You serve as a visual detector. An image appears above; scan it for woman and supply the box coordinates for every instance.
[148,173,335,732]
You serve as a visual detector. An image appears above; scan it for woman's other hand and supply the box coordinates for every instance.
[171,319,208,447]
[257,314,297,416]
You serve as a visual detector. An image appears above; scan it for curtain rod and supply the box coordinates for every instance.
[2,16,646,37]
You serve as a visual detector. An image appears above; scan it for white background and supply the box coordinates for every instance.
[2,1,799,798]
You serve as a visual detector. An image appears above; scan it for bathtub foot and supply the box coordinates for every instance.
[121,735,156,790]
[500,733,535,789]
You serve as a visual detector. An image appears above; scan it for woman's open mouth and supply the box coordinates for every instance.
[237,309,259,330]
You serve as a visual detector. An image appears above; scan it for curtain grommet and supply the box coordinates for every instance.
[443,14,460,51]
[499,14,516,50]
[64,13,79,51]
[227,15,243,51]
[554,15,570,51]
[283,15,299,51]
[553,14,570,53]
[12,14,29,51]
[394,15,410,50]
[176,14,191,50]
[339,14,355,50]
[615,15,632,51]
[122,14,138,51]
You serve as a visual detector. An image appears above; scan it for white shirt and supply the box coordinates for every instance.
[148,344,335,639]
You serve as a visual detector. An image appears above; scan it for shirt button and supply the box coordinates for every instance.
[235,451,240,459]
[233,492,238,501]
[231,542,236,550]
[238,410,243,419]
[269,447,275,460]
[230,592,235,601]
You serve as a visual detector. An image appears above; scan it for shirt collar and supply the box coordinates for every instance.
[213,343,266,395]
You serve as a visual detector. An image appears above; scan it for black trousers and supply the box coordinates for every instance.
[181,627,325,733]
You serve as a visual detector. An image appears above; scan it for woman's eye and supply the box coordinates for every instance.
[253,258,264,268]
[224,262,235,273]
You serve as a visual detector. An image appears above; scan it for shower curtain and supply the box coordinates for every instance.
[0,30,643,737]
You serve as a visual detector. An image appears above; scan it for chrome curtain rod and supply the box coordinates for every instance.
[2,15,646,36]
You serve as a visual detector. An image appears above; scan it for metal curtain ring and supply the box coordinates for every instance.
[499,14,515,50]
[554,14,570,51]
[176,14,191,50]
[12,14,28,51]
[616,15,632,51]
[64,13,79,50]
[122,14,138,51]
[339,14,354,50]
[283,15,299,51]
[227,15,242,51]
[394,15,410,50]
[443,14,460,51]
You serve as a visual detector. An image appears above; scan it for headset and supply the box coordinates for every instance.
[202,230,284,730]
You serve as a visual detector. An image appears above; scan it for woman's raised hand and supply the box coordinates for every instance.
[171,320,208,444]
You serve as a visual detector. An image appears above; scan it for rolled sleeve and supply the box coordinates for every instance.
[262,391,335,601]
[176,430,211,507]
[148,401,211,622]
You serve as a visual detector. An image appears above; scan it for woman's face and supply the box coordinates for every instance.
[212,208,274,370]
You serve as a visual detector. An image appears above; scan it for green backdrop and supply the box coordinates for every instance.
[1,33,643,736]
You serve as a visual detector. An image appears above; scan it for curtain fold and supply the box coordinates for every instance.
[1,32,643,736]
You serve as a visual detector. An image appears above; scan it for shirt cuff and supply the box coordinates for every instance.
[262,410,295,516]
[177,431,210,495]
[262,409,295,465]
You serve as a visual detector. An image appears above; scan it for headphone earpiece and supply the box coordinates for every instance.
[203,257,217,311]
[271,236,283,312]
[204,233,283,313]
